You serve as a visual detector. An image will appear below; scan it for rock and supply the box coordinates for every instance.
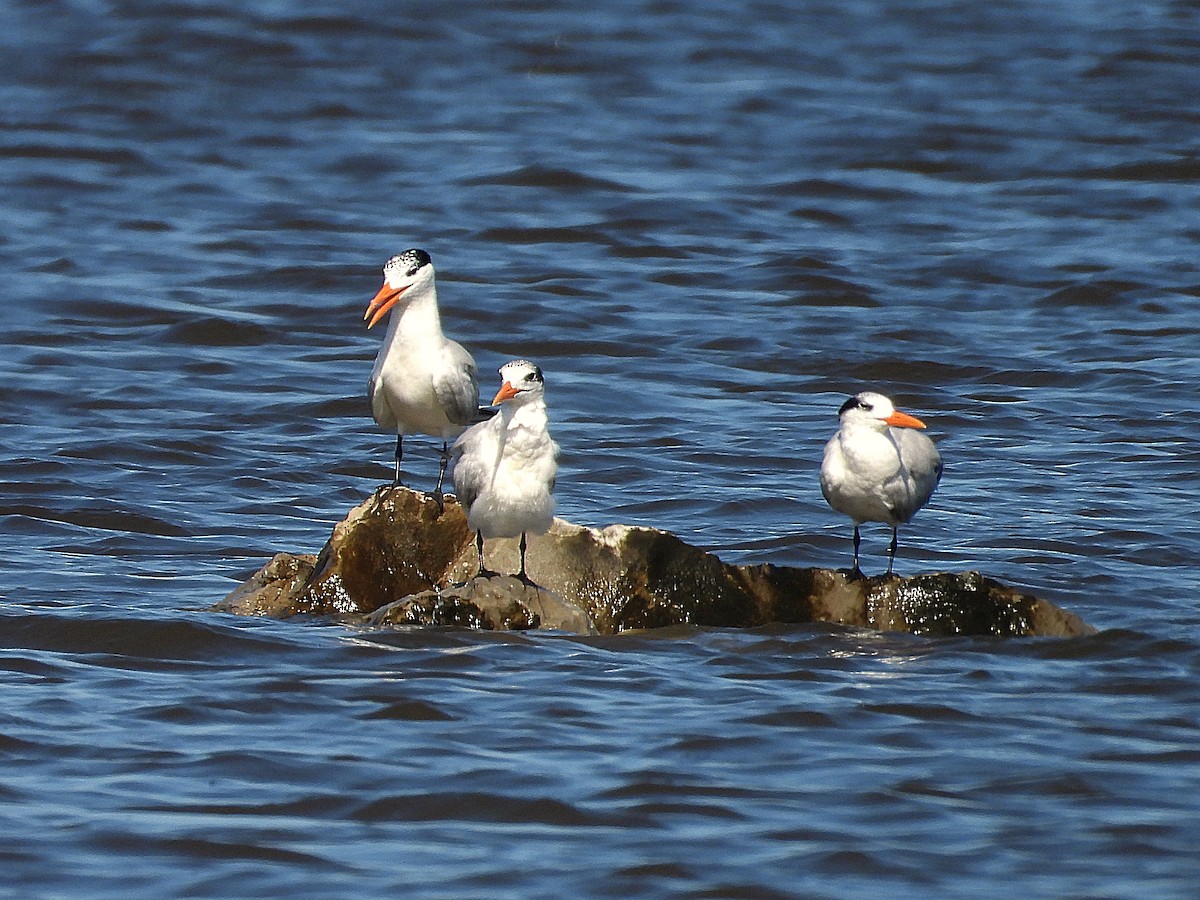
[218,551,317,617]
[214,485,1095,638]
[364,575,598,634]
[294,487,468,616]
[860,571,1087,637]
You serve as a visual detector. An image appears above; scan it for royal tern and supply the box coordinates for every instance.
[819,391,943,577]
[452,360,558,581]
[364,248,484,498]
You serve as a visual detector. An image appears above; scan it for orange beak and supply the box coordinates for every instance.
[885,410,927,429]
[491,381,521,405]
[364,281,409,329]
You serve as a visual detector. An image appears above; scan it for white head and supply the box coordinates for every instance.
[837,391,927,431]
[364,248,435,329]
[491,359,546,406]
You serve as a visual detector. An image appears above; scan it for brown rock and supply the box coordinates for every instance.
[296,487,470,616]
[214,485,1095,638]
[217,551,317,617]
[364,575,598,634]
[860,571,1083,636]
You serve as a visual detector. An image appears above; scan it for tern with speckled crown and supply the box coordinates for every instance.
[364,249,487,500]
[452,360,559,582]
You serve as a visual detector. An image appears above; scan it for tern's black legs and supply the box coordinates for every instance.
[471,531,537,585]
[848,524,864,580]
[516,533,537,585]
[433,441,451,509]
[392,434,404,487]
[474,531,498,578]
[386,435,450,511]
[847,524,903,578]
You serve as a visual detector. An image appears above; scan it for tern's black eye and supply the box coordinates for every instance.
[527,367,544,383]
[838,396,866,416]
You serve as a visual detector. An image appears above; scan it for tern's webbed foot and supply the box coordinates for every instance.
[444,567,498,590]
[368,482,397,513]
[515,571,541,589]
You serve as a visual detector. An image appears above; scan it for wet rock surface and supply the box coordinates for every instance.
[365,575,598,635]
[214,486,1095,638]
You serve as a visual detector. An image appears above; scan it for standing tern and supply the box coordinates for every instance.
[364,248,484,499]
[452,360,558,582]
[820,391,943,577]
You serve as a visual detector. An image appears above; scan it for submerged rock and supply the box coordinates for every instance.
[214,486,1095,639]
[220,551,316,618]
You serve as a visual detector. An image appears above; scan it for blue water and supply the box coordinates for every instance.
[3,0,1200,896]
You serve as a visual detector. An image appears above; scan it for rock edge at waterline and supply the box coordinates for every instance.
[214,486,1095,638]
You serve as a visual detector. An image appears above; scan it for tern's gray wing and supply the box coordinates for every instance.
[366,371,397,431]
[891,428,943,522]
[450,417,497,514]
[818,434,842,509]
[434,340,482,427]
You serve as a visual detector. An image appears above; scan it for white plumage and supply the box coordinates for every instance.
[452,360,558,580]
[364,248,482,496]
[820,391,943,577]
